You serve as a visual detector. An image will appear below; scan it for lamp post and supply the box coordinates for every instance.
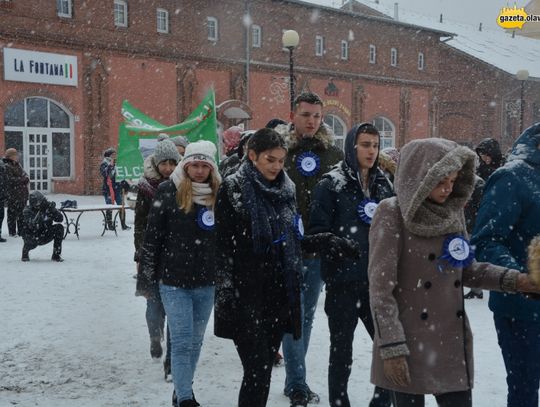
[516,69,529,134]
[282,30,299,112]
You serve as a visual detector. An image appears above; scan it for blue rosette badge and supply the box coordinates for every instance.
[439,235,475,269]
[357,199,379,224]
[197,208,215,231]
[296,151,321,177]
[294,214,305,240]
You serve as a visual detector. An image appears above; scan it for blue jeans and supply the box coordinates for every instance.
[282,258,323,395]
[147,284,171,363]
[160,284,215,404]
[494,314,540,407]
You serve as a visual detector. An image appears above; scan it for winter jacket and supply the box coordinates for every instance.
[475,137,504,181]
[472,122,540,322]
[276,123,343,230]
[0,159,7,201]
[99,157,118,196]
[133,155,168,262]
[137,180,216,293]
[463,175,485,235]
[368,138,521,395]
[21,191,63,247]
[3,158,29,204]
[309,123,394,284]
[214,163,302,340]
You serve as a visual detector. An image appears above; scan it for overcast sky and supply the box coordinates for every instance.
[306,0,518,30]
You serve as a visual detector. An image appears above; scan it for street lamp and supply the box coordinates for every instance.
[282,30,300,112]
[516,69,529,134]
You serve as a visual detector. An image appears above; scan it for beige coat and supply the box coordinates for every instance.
[368,138,519,395]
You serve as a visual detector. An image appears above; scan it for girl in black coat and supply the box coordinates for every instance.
[214,128,304,407]
[138,140,221,407]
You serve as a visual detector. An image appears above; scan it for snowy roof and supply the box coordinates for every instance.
[348,0,540,79]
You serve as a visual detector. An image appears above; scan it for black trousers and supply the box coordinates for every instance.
[392,389,472,407]
[233,314,288,407]
[7,200,25,236]
[0,199,5,235]
[325,280,392,407]
[24,223,64,254]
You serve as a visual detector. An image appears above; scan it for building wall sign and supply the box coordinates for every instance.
[3,48,78,87]
[324,99,351,117]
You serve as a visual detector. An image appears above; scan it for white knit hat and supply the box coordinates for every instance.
[170,140,221,187]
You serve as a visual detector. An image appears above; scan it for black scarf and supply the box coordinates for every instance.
[237,160,303,338]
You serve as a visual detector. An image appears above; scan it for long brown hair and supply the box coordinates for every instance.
[176,169,220,213]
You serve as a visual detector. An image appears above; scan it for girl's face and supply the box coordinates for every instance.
[186,162,211,183]
[157,160,177,179]
[248,147,287,181]
[428,171,458,204]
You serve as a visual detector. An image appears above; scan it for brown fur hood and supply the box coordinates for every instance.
[395,138,476,237]
[275,122,336,151]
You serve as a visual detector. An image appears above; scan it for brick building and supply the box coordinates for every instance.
[1,0,537,194]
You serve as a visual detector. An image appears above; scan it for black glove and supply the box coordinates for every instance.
[326,235,361,261]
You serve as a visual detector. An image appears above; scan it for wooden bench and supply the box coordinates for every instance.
[61,204,128,239]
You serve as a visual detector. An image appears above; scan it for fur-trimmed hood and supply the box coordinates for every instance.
[395,138,476,237]
[275,122,336,151]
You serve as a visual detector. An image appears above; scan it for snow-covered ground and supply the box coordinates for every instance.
[1,194,507,406]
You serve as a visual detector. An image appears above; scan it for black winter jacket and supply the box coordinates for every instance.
[21,193,63,245]
[137,180,215,293]
[214,172,302,340]
[309,123,394,284]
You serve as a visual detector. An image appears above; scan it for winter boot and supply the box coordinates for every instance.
[120,210,131,230]
[307,389,320,404]
[105,210,115,230]
[290,390,308,407]
[150,336,163,359]
[21,245,30,262]
[178,400,200,407]
[52,239,64,262]
[0,236,6,243]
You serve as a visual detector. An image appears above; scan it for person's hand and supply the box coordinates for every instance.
[327,235,360,261]
[517,273,540,294]
[383,356,411,387]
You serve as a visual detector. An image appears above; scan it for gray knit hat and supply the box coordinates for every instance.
[157,133,170,142]
[171,136,189,148]
[152,139,181,166]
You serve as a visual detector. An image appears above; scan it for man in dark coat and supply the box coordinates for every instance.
[0,157,7,242]
[21,191,64,262]
[275,92,343,405]
[3,148,29,237]
[309,123,394,407]
[472,122,540,407]
[99,147,130,231]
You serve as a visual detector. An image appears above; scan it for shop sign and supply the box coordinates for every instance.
[3,47,78,87]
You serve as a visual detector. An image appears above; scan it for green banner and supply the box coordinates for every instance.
[116,90,218,181]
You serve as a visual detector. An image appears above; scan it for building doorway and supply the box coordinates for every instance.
[4,97,73,192]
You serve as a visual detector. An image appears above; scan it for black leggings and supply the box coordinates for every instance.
[392,389,472,407]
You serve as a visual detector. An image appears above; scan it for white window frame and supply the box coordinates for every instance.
[315,35,324,57]
[207,17,218,42]
[157,8,169,33]
[114,0,128,27]
[252,25,262,48]
[418,52,425,70]
[369,44,376,64]
[341,40,349,60]
[390,47,398,67]
[324,114,347,150]
[372,116,396,149]
[57,0,72,18]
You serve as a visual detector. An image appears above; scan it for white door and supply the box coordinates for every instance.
[26,130,51,193]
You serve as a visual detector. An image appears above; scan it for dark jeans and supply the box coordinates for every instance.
[494,314,540,407]
[234,316,287,407]
[325,281,392,407]
[24,223,64,254]
[7,200,25,236]
[392,389,472,407]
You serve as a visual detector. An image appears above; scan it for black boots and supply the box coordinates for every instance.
[150,336,163,359]
[120,210,131,230]
[21,245,30,261]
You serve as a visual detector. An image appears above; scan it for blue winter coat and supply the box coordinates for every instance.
[471,122,540,321]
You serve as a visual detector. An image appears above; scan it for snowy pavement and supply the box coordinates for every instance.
[1,195,507,406]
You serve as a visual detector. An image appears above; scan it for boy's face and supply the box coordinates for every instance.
[356,133,379,170]
[290,102,322,138]
[428,171,458,204]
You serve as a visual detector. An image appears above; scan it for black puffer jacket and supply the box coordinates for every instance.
[137,180,216,293]
[309,123,394,284]
[21,191,63,244]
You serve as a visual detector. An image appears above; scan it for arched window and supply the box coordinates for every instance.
[323,114,347,150]
[4,97,73,192]
[372,116,395,149]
